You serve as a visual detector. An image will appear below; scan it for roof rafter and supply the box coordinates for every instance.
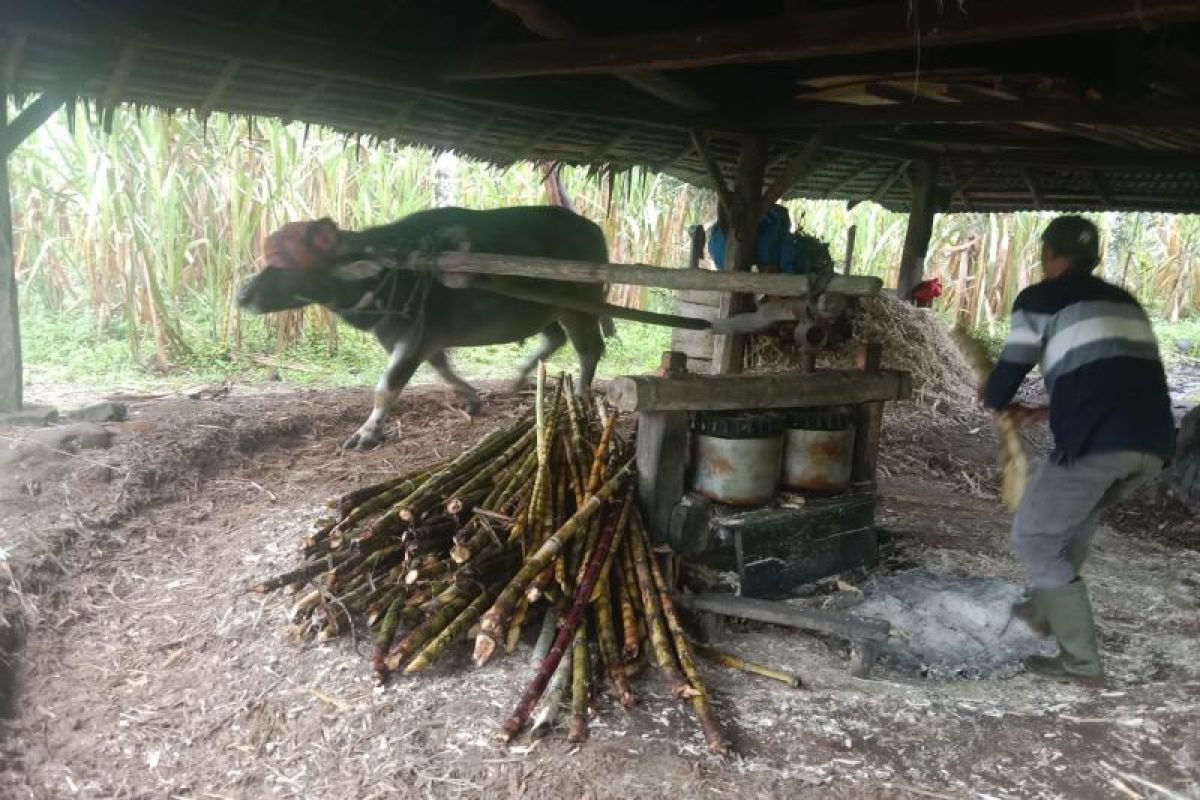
[441,0,1200,79]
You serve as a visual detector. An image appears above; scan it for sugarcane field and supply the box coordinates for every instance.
[4,4,1200,800]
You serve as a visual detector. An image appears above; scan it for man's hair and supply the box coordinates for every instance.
[1042,215,1101,272]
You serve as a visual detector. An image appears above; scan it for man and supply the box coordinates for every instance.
[985,215,1174,687]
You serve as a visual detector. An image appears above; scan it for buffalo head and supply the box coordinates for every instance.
[237,218,385,314]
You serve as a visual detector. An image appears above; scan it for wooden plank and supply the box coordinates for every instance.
[440,1,1200,79]
[606,369,911,413]
[673,593,890,644]
[670,328,714,358]
[0,101,21,411]
[635,410,691,543]
[674,300,720,319]
[852,344,884,485]
[676,288,723,306]
[423,252,883,296]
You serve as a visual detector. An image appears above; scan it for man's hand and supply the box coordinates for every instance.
[999,404,1048,427]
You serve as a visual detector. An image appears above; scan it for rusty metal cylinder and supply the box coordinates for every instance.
[690,412,784,506]
[781,407,856,492]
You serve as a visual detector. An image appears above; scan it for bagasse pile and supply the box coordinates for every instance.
[252,368,729,752]
[748,294,980,417]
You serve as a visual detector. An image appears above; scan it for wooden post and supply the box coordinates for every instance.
[851,343,884,486]
[687,224,706,269]
[636,351,691,543]
[712,134,767,375]
[0,101,21,412]
[0,83,77,412]
[843,223,857,274]
[896,160,938,302]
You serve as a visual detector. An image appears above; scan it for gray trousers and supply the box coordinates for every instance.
[1012,451,1163,589]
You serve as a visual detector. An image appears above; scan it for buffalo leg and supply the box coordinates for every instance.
[344,340,422,450]
[560,313,605,395]
[510,323,568,390]
[428,350,482,416]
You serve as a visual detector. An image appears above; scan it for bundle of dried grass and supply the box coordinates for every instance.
[747,294,980,419]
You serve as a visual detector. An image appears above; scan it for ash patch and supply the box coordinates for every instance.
[852,570,1052,679]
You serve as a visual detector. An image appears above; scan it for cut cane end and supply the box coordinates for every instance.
[472,634,498,667]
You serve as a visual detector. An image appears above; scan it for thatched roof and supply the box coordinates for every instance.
[4,1,1200,212]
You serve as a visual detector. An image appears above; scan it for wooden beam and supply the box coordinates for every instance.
[100,42,142,133]
[760,131,827,213]
[896,160,938,300]
[412,251,883,296]
[1087,170,1115,206]
[1,67,87,157]
[689,130,733,215]
[585,125,641,162]
[3,32,27,95]
[712,134,767,375]
[441,0,1200,79]
[284,75,334,122]
[0,101,21,412]
[489,0,712,111]
[606,369,911,413]
[435,273,712,329]
[1019,166,1044,209]
[197,59,243,121]
[522,115,579,159]
[871,159,909,202]
[753,98,1200,130]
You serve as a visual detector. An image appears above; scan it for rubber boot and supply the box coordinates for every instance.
[1010,593,1051,637]
[1023,579,1106,687]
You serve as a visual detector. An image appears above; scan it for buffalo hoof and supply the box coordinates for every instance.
[464,397,483,417]
[342,428,384,451]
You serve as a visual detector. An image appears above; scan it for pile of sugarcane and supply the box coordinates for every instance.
[252,367,729,753]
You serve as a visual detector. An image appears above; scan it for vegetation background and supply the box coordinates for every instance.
[11,105,1200,390]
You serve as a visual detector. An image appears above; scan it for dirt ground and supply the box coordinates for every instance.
[0,382,1197,799]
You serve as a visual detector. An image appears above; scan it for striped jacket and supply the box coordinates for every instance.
[984,272,1175,464]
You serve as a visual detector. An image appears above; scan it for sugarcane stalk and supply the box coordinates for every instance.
[567,620,590,743]
[641,520,729,755]
[444,426,536,513]
[593,573,634,709]
[332,467,439,536]
[586,411,618,495]
[498,483,625,740]
[531,604,559,670]
[618,546,642,661]
[251,553,343,593]
[952,326,1029,511]
[381,421,529,530]
[529,644,572,739]
[628,515,695,700]
[691,643,803,688]
[474,457,635,667]
[334,465,439,520]
[371,593,410,675]
[405,557,453,585]
[589,489,632,602]
[505,596,531,653]
[404,582,503,674]
[383,590,474,673]
[289,587,322,623]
